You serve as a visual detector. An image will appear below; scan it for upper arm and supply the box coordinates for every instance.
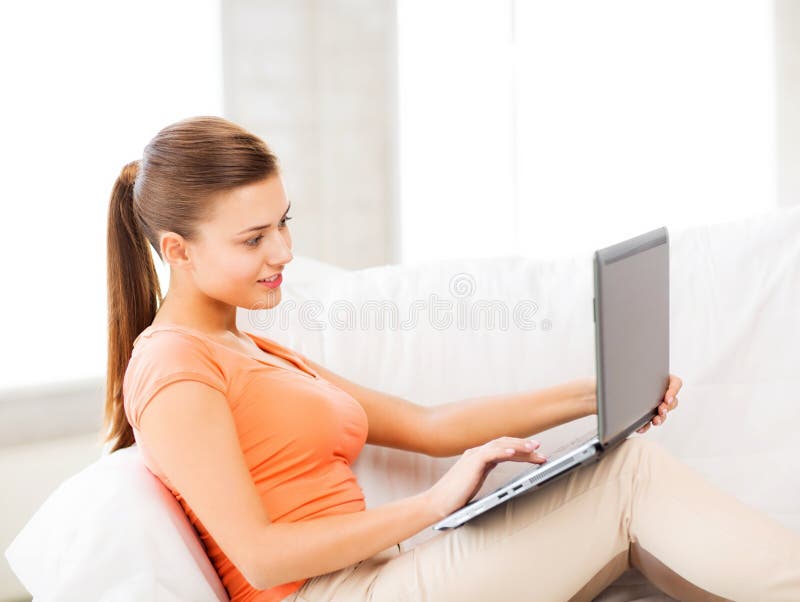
[137,380,270,589]
[300,356,434,455]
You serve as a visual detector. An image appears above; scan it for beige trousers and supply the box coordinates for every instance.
[282,437,800,601]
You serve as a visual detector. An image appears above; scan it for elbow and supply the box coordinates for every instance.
[243,563,268,591]
[245,565,279,592]
[244,551,285,591]
[242,545,276,591]
[240,524,282,590]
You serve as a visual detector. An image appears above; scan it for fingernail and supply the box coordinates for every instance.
[524,442,533,449]
[667,396,674,404]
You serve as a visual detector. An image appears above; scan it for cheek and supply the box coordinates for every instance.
[202,248,259,286]
[227,251,263,283]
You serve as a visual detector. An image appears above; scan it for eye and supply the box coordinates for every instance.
[244,216,292,247]
[244,234,263,247]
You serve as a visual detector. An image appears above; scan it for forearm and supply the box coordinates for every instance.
[253,491,437,590]
[426,378,597,458]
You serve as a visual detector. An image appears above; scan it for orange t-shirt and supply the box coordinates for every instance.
[122,324,369,602]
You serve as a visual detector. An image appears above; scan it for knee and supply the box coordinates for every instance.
[624,434,656,453]
[616,435,667,470]
[599,436,674,484]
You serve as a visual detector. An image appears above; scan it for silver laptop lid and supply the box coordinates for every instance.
[594,226,670,448]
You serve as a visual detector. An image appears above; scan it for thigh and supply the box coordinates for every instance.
[288,543,402,602]
[304,437,653,601]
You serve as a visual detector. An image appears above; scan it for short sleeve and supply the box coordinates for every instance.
[123,331,228,430]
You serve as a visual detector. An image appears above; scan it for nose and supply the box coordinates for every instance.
[263,229,293,266]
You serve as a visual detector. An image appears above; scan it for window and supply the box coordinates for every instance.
[397,0,776,262]
[0,0,223,389]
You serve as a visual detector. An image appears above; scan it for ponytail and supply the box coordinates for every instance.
[103,159,163,453]
[100,116,281,454]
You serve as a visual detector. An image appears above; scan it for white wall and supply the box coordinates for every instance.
[221,0,400,270]
[397,0,517,265]
[515,0,777,260]
[398,0,781,263]
[0,0,223,391]
[776,0,800,208]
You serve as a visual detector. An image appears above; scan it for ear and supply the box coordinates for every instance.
[160,232,192,269]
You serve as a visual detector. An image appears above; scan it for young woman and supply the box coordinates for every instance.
[104,116,800,602]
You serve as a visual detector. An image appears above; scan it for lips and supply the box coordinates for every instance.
[258,273,281,282]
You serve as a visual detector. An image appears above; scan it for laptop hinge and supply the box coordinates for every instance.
[602,410,655,449]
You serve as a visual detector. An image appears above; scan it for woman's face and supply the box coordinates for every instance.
[183,175,293,313]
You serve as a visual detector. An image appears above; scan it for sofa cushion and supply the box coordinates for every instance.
[4,444,228,601]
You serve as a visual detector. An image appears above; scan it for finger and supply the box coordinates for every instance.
[527,453,549,464]
[658,395,679,414]
[659,397,679,416]
[499,440,543,459]
[502,448,548,463]
[495,437,540,449]
[653,413,666,426]
[665,374,683,402]
[637,423,651,434]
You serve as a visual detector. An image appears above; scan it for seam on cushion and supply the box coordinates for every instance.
[134,371,229,429]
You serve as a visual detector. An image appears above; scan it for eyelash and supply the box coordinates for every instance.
[244,216,293,247]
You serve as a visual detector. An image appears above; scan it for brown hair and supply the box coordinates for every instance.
[103,116,281,453]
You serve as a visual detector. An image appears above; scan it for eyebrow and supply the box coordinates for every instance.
[235,202,292,235]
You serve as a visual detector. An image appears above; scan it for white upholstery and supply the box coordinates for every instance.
[4,445,228,602]
[6,206,799,601]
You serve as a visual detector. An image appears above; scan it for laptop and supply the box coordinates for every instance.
[433,226,670,530]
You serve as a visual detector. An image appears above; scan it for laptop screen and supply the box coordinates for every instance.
[594,227,670,446]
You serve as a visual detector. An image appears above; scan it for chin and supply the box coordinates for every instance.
[246,289,281,312]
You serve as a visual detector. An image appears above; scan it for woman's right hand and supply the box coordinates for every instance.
[424,436,549,520]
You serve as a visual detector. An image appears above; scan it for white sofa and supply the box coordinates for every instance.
[6,207,800,601]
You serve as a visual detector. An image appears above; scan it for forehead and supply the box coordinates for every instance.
[206,176,288,232]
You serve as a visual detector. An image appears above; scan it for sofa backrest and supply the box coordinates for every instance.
[242,206,800,550]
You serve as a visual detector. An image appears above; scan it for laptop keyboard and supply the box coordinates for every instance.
[542,429,597,462]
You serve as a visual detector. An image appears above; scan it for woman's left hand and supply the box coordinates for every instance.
[637,373,682,434]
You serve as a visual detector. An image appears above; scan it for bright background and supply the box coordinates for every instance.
[0,0,223,389]
[1,3,799,600]
[0,0,793,391]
